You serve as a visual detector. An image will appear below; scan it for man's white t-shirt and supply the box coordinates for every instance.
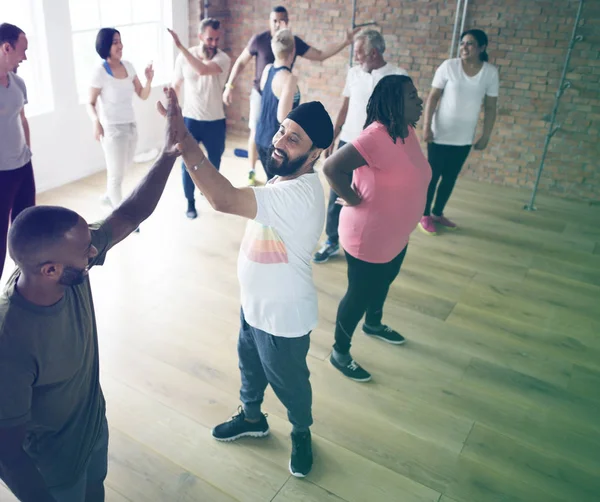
[431,58,499,146]
[237,173,325,337]
[90,61,137,126]
[339,63,408,144]
[173,48,231,121]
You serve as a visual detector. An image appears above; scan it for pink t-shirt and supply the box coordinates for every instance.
[339,122,432,264]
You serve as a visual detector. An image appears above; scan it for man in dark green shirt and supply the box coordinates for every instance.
[0,88,185,502]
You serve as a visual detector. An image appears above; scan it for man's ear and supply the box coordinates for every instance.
[40,262,63,280]
[310,148,323,163]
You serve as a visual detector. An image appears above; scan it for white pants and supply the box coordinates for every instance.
[100,123,138,208]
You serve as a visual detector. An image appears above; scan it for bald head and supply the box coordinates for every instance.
[9,206,82,270]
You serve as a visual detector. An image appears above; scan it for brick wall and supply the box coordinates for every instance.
[188,0,600,201]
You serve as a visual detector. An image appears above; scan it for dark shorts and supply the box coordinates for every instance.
[49,417,109,502]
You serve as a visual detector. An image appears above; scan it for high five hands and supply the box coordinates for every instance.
[156,87,188,156]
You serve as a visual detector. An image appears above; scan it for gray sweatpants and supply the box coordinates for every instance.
[238,309,313,432]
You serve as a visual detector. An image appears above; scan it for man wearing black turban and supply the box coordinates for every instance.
[172,96,333,477]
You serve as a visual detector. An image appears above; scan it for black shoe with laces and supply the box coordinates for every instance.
[212,407,269,441]
[290,430,313,477]
[362,324,406,345]
[186,200,198,219]
[312,241,340,264]
[329,354,372,382]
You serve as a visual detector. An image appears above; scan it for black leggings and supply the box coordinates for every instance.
[333,246,408,355]
[424,143,471,216]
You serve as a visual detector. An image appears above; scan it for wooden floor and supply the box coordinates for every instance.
[2,139,600,502]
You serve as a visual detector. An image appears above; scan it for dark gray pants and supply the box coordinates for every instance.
[238,309,313,431]
[325,140,347,243]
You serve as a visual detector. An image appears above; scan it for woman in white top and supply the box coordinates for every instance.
[87,28,154,209]
[420,29,499,235]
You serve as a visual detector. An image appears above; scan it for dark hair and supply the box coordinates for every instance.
[95,28,120,60]
[461,29,489,62]
[0,23,25,47]
[364,75,414,143]
[272,6,289,17]
[9,206,81,268]
[200,17,220,32]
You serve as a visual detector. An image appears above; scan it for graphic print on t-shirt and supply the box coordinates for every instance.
[241,220,288,264]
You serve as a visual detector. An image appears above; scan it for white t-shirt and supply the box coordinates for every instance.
[340,63,408,143]
[173,48,231,121]
[237,173,325,337]
[0,73,32,171]
[431,58,499,146]
[91,61,137,126]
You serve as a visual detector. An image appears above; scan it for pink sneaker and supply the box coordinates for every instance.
[432,214,458,230]
[418,216,437,235]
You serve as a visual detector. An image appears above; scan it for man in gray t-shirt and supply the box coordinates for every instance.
[0,23,34,282]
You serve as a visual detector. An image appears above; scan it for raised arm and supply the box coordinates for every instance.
[323,143,366,206]
[223,48,253,105]
[277,73,298,123]
[474,95,497,150]
[0,425,56,502]
[422,87,443,143]
[100,89,181,248]
[168,29,223,77]
[133,63,154,100]
[302,28,360,62]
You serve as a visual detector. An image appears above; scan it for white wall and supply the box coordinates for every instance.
[28,0,189,193]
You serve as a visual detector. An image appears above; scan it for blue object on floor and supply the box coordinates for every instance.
[234,148,248,158]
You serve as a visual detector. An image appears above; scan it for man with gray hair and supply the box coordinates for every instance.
[313,30,408,264]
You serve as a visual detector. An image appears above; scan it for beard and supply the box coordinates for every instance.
[202,44,216,59]
[265,145,310,178]
[59,266,87,286]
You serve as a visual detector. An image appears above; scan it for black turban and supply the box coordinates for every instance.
[286,101,334,149]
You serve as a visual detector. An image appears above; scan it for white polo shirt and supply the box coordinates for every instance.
[174,47,231,122]
[339,63,408,144]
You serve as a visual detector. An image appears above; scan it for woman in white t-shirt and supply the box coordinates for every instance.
[87,28,154,209]
[420,29,499,235]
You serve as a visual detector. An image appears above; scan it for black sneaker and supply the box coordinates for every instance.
[186,201,198,219]
[329,354,372,382]
[290,430,313,477]
[363,324,406,345]
[212,407,269,441]
[312,241,340,264]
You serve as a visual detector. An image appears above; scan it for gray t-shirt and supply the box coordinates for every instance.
[0,223,112,489]
[0,72,32,171]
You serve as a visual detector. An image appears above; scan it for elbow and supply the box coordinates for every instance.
[323,158,335,179]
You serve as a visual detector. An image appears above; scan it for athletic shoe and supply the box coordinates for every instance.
[186,201,198,219]
[290,430,313,477]
[418,216,437,235]
[432,214,458,229]
[363,324,406,345]
[212,407,269,441]
[329,354,372,382]
[248,170,256,186]
[312,241,340,264]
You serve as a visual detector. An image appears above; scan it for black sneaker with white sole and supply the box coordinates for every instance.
[329,354,372,382]
[212,407,269,441]
[312,241,340,264]
[290,430,313,477]
[363,324,406,344]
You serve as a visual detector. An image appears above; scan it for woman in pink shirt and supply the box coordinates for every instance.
[323,75,431,382]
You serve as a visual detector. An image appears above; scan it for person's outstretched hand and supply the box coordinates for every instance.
[167,28,184,50]
[157,87,188,156]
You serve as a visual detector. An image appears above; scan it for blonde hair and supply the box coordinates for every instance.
[271,28,295,58]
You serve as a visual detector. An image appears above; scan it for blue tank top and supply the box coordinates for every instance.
[255,65,301,148]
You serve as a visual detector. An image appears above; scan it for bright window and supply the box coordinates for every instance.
[0,0,54,116]
[69,0,173,101]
